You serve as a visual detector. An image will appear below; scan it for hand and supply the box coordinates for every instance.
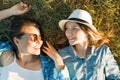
[10,2,31,15]
[42,41,64,70]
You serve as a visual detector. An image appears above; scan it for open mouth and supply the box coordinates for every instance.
[68,38,76,41]
[34,47,40,50]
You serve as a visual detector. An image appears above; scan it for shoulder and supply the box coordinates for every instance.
[58,45,75,58]
[40,54,54,67]
[0,50,14,67]
[40,54,55,78]
[93,44,112,56]
[40,54,52,62]
[96,44,110,52]
[58,45,75,63]
[58,45,72,54]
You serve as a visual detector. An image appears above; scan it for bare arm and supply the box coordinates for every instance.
[0,50,14,67]
[0,2,31,20]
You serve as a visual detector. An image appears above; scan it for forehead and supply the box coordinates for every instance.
[65,21,80,28]
[20,25,40,35]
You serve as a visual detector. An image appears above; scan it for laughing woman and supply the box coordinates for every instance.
[58,9,120,80]
[45,9,120,80]
[0,2,70,80]
[0,17,69,80]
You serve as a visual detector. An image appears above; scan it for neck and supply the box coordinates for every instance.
[18,53,32,61]
[16,53,41,70]
[17,52,39,65]
[73,43,90,57]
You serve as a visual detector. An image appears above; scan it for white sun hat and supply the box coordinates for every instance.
[59,9,97,32]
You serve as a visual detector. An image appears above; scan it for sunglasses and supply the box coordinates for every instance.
[20,33,42,42]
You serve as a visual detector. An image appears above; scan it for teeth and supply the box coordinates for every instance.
[69,38,75,40]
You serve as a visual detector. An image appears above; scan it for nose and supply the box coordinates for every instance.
[66,29,73,38]
[39,40,43,45]
[36,37,43,44]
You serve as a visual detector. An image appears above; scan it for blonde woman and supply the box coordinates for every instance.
[44,9,120,80]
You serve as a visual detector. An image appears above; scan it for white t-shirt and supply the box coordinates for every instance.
[0,56,44,80]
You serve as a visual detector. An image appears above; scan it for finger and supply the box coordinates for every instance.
[42,46,49,51]
[42,47,51,56]
[20,7,31,14]
[42,49,49,55]
[28,5,31,10]
[46,41,50,46]
[19,2,24,7]
[19,1,30,9]
[46,41,54,49]
[45,41,51,49]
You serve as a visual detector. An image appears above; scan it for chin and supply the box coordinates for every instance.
[36,53,40,55]
[33,51,40,55]
[69,40,76,45]
[69,42,75,46]
[69,39,80,46]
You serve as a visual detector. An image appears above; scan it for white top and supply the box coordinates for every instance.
[0,56,44,80]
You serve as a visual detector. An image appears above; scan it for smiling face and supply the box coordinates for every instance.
[64,21,88,46]
[14,25,43,55]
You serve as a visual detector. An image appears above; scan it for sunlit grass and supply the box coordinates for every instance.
[0,0,120,67]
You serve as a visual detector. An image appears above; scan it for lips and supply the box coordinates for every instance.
[68,37,76,41]
[68,38,75,43]
[34,41,43,49]
[34,47,40,50]
[67,37,76,44]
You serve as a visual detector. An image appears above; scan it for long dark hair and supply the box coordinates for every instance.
[10,16,45,59]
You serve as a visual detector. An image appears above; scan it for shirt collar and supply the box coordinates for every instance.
[70,45,97,59]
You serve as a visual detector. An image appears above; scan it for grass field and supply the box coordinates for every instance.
[0,0,120,67]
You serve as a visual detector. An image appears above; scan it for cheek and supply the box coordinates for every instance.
[26,42,35,50]
[22,41,29,47]
[65,30,73,38]
[26,43,36,52]
[17,41,29,53]
[64,32,68,39]
[65,31,68,36]
[77,31,87,40]
[27,43,41,55]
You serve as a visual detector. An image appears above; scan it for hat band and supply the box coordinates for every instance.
[68,18,88,23]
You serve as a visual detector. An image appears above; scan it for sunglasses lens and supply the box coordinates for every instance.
[30,34,38,42]
[21,33,41,42]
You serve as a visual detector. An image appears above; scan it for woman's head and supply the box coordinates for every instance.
[64,21,111,47]
[10,17,44,57]
[58,9,112,47]
[59,9,97,32]
[64,21,88,46]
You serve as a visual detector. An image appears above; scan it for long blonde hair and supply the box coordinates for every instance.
[55,22,113,49]
[77,23,113,47]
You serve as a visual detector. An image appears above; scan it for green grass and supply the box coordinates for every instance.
[0,0,120,67]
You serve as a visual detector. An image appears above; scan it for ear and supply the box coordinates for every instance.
[13,37,19,47]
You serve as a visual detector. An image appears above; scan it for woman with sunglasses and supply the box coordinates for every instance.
[44,9,120,80]
[0,17,70,80]
[0,2,70,80]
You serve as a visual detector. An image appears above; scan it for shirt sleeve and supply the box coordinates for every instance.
[53,65,70,80]
[0,41,13,56]
[104,46,120,79]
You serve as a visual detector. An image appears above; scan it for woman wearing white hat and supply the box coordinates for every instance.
[44,9,120,80]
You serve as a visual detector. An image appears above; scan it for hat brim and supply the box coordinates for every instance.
[59,20,97,32]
